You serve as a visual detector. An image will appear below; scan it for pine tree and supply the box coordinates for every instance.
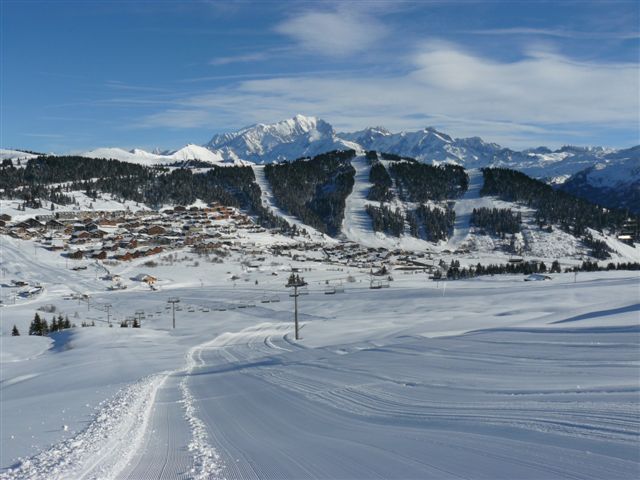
[63,316,71,329]
[29,313,42,335]
[41,319,49,336]
[50,316,58,333]
[11,325,20,336]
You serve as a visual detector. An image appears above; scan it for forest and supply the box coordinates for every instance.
[389,162,468,202]
[0,156,291,232]
[264,150,356,236]
[470,207,522,236]
[481,168,635,236]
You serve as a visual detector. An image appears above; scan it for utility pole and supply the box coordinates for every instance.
[135,309,145,327]
[285,273,307,340]
[168,297,180,329]
[104,303,112,326]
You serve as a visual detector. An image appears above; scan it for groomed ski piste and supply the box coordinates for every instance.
[1,234,639,479]
[341,155,435,250]
[252,165,333,243]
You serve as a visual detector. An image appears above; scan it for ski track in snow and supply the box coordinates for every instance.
[0,374,168,480]
[341,155,432,250]
[447,168,494,249]
[179,338,224,480]
[0,333,228,480]
[252,165,331,242]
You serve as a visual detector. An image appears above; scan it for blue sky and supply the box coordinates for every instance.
[2,0,639,153]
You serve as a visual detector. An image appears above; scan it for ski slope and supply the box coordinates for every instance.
[341,156,431,250]
[1,237,639,479]
[447,169,495,249]
[252,165,333,242]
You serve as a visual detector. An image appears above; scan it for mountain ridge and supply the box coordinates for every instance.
[4,114,638,212]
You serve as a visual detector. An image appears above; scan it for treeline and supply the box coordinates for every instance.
[389,162,468,202]
[0,155,292,232]
[440,259,640,280]
[481,168,635,236]
[582,232,612,260]
[470,207,521,236]
[0,155,154,191]
[366,204,404,236]
[264,150,356,236]
[28,312,72,336]
[367,160,393,202]
[407,205,455,242]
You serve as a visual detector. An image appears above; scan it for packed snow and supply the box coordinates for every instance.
[1,231,639,479]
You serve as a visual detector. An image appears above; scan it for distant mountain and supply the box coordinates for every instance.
[79,144,246,166]
[560,148,640,214]
[206,114,360,164]
[29,114,638,211]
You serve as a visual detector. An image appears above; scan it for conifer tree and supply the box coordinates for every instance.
[11,325,20,336]
[29,313,42,335]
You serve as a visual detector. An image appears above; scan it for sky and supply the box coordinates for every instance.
[1,0,639,153]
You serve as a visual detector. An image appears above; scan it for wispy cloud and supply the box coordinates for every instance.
[137,41,639,148]
[468,27,640,40]
[22,133,64,139]
[209,52,270,66]
[275,8,388,57]
[105,80,170,93]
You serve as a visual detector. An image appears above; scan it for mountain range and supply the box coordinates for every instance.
[4,114,638,212]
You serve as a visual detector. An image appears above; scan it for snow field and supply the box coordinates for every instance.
[1,235,639,478]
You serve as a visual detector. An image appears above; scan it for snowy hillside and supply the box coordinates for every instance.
[561,151,640,213]
[79,144,245,167]
[0,149,39,164]
[1,234,638,479]
[31,115,636,213]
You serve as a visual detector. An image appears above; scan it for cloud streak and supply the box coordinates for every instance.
[275,8,388,57]
[137,41,639,148]
[467,27,640,40]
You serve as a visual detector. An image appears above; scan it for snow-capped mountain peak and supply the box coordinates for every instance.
[206,114,357,164]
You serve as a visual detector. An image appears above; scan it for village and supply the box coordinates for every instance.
[0,202,446,297]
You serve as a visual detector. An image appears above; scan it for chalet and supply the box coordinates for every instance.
[71,230,91,240]
[146,225,166,236]
[68,250,84,260]
[15,218,43,229]
[115,251,133,261]
[91,250,108,260]
[46,219,65,231]
[132,273,157,285]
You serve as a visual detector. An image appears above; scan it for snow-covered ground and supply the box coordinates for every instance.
[0,192,150,222]
[0,236,639,479]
